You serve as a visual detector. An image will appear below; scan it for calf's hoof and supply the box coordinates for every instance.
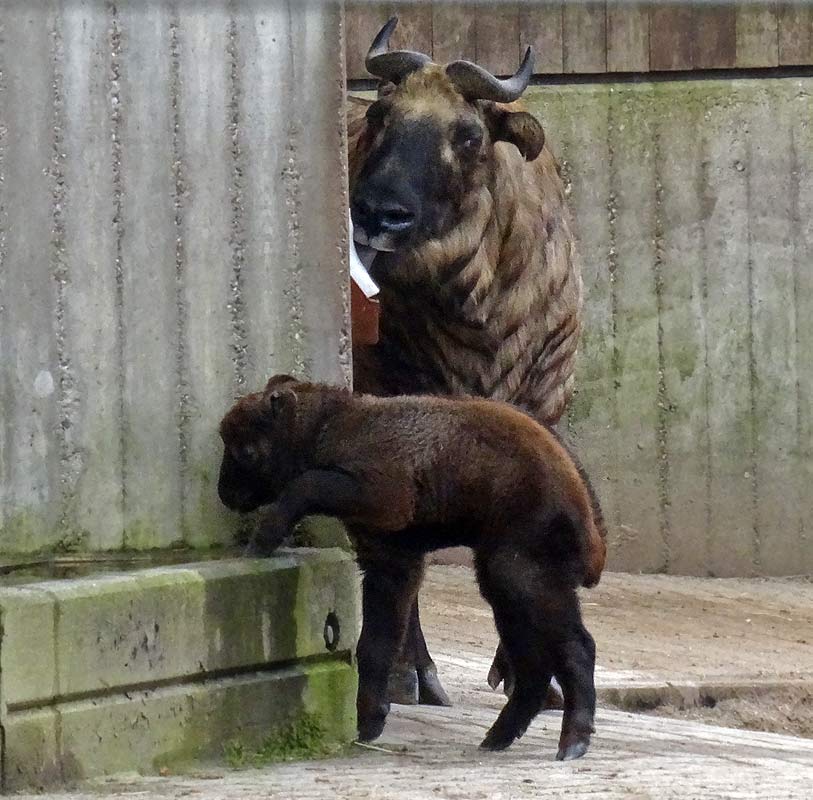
[556,735,590,761]
[479,721,518,752]
[357,715,387,743]
[479,731,516,751]
[417,665,452,707]
[387,665,419,705]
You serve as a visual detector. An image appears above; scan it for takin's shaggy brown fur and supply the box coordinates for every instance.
[348,83,581,421]
[217,375,607,761]
[347,29,583,705]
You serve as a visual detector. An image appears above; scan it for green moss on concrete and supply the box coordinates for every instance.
[223,712,343,768]
[0,510,50,555]
[303,661,359,744]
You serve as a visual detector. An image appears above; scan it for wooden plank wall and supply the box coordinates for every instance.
[346,2,813,79]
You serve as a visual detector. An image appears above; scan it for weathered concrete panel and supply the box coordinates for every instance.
[527,77,813,576]
[117,3,183,549]
[607,87,662,573]
[540,87,620,559]
[0,549,359,790]
[790,87,813,572]
[6,662,357,791]
[60,4,125,550]
[0,7,62,552]
[656,90,710,576]
[0,549,358,707]
[0,2,350,554]
[175,6,240,547]
[748,85,801,575]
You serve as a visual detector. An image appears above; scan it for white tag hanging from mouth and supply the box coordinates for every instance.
[349,212,379,299]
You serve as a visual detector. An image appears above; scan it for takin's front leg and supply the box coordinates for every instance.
[389,598,452,707]
[376,528,451,707]
[356,552,425,742]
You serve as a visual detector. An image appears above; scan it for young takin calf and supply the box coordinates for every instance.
[217,375,607,760]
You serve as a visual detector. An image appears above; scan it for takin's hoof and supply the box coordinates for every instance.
[357,715,387,743]
[417,665,452,707]
[555,738,590,761]
[387,665,420,705]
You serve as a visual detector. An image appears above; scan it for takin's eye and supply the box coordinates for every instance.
[452,121,484,156]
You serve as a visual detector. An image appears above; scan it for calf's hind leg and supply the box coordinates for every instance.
[475,549,596,759]
[355,550,425,742]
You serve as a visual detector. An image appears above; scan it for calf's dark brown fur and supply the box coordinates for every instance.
[217,375,606,760]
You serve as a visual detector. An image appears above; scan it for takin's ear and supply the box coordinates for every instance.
[482,104,546,162]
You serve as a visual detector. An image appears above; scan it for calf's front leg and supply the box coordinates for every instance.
[248,469,382,555]
[355,553,425,741]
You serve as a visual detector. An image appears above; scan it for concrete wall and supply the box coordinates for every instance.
[526,78,813,577]
[0,549,359,790]
[0,1,351,554]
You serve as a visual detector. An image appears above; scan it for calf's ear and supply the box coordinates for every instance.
[482,104,545,161]
[262,386,297,422]
[264,373,298,393]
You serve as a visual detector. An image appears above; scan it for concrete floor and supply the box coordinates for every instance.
[23,567,813,800]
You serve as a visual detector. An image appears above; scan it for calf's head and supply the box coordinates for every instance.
[351,17,545,253]
[217,375,299,512]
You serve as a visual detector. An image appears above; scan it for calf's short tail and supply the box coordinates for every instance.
[581,515,607,588]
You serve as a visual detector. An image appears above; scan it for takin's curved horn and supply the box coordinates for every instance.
[446,46,535,103]
[365,16,432,82]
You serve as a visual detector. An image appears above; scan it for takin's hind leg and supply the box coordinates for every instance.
[487,642,564,710]
[475,549,596,759]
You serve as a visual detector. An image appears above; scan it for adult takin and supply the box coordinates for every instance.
[217,375,607,761]
[348,17,584,706]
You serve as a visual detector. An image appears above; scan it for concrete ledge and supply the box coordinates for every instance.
[0,549,360,791]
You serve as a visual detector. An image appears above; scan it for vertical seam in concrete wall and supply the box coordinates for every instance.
[0,604,6,790]
[653,127,671,572]
[699,155,713,571]
[108,2,127,541]
[227,13,248,394]
[557,140,578,444]
[605,90,622,531]
[170,14,189,535]
[43,590,64,783]
[282,0,308,377]
[49,15,78,543]
[0,13,7,528]
[337,4,352,386]
[789,128,805,553]
[745,138,761,573]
